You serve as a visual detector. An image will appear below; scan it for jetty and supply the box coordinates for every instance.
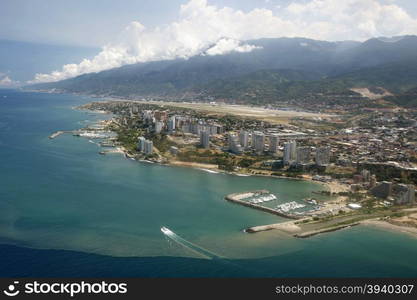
[225,190,302,219]
[246,219,308,233]
[49,129,107,139]
[99,149,124,155]
[49,130,78,139]
[49,131,64,139]
[293,222,360,238]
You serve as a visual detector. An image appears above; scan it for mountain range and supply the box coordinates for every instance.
[29,36,417,107]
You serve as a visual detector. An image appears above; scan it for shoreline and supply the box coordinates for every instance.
[72,102,348,194]
[247,218,417,239]
[360,219,417,238]
[70,106,351,209]
[165,158,348,193]
[100,126,342,192]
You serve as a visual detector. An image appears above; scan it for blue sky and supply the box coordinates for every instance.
[2,0,416,47]
[0,0,289,46]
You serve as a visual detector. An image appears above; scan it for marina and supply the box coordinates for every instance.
[276,201,306,213]
[249,194,277,204]
[225,190,303,219]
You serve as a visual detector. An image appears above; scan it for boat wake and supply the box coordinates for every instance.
[161,226,221,260]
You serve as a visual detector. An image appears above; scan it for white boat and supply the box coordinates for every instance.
[249,194,277,204]
[161,226,174,235]
[276,201,306,212]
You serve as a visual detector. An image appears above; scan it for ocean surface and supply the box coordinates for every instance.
[1,89,417,277]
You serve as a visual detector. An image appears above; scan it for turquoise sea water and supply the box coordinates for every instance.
[1,89,417,277]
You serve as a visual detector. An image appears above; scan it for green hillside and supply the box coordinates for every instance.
[28,36,417,107]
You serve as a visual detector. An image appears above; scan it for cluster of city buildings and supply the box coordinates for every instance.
[370,181,415,205]
[129,106,416,174]
[85,101,416,206]
[227,131,330,167]
[136,108,224,150]
[133,106,416,206]
[139,109,223,135]
[325,113,417,169]
[350,169,415,205]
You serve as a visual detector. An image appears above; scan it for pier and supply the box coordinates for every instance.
[49,131,65,139]
[49,130,80,139]
[225,190,302,220]
[49,129,109,139]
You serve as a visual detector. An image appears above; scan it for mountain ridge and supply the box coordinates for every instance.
[28,35,417,107]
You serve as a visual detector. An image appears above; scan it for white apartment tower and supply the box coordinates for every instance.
[253,131,265,154]
[155,121,164,134]
[228,133,243,154]
[200,130,210,149]
[296,146,311,164]
[137,137,146,152]
[315,146,330,166]
[144,140,153,155]
[283,140,297,165]
[269,134,279,154]
[168,116,176,132]
[239,130,249,149]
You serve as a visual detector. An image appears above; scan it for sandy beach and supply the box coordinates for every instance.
[361,219,417,238]
[168,161,220,170]
[324,181,349,193]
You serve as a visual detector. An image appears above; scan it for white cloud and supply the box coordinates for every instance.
[29,0,417,84]
[0,75,19,87]
[204,38,261,56]
[284,0,417,40]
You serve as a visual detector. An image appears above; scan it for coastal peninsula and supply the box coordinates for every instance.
[63,99,416,239]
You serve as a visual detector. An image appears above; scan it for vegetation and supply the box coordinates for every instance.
[113,127,140,152]
[148,133,176,153]
[30,36,417,108]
